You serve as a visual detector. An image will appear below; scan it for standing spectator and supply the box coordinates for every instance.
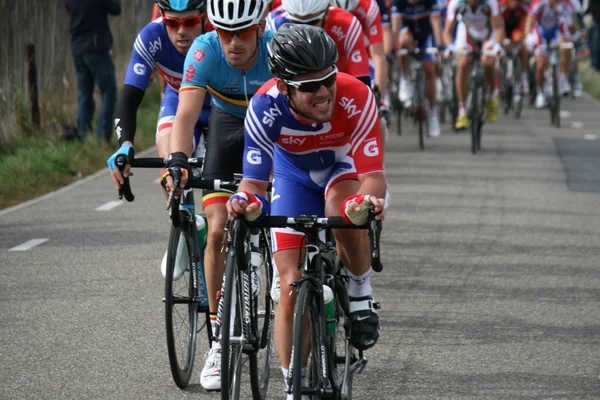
[586,0,600,70]
[65,0,121,144]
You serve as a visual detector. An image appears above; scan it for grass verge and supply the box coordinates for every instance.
[0,85,161,209]
[579,60,600,100]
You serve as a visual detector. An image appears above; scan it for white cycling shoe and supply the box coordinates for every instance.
[200,342,221,391]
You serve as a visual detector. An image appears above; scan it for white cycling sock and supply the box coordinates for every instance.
[348,268,373,298]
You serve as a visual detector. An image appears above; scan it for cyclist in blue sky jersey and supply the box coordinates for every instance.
[107,0,211,185]
[160,0,273,391]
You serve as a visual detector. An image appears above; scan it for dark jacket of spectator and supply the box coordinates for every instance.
[65,0,121,55]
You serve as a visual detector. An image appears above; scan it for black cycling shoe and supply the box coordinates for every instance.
[349,295,380,350]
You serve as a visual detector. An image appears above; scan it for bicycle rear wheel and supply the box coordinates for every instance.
[418,117,424,150]
[291,284,325,400]
[165,221,202,388]
[220,221,245,400]
[249,230,275,400]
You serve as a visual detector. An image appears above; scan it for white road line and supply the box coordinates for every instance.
[571,121,585,129]
[0,147,158,219]
[9,238,49,251]
[584,134,597,140]
[95,200,123,211]
[560,110,571,119]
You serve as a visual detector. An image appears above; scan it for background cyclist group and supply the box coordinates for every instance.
[106,0,587,397]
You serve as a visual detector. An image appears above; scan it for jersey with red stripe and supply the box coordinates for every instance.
[352,0,385,46]
[528,0,573,31]
[242,73,383,182]
[265,7,370,79]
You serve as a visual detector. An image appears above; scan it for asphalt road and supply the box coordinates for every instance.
[2,94,600,400]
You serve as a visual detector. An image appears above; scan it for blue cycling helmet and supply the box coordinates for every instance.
[155,0,206,12]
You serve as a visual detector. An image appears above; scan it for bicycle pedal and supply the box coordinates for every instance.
[373,301,381,310]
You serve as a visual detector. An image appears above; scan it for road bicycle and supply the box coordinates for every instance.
[243,210,383,399]
[217,209,275,400]
[499,39,524,119]
[439,53,458,129]
[397,47,438,150]
[455,48,498,154]
[115,157,273,394]
[537,42,574,128]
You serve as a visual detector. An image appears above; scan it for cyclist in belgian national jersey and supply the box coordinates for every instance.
[107,0,211,187]
[444,0,505,130]
[226,24,387,399]
[160,0,273,391]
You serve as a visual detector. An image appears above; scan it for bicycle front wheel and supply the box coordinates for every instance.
[165,222,199,388]
[291,284,325,400]
[249,230,275,400]
[220,227,245,400]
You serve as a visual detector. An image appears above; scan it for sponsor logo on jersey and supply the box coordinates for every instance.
[148,38,162,56]
[280,136,307,145]
[185,64,196,82]
[363,139,379,157]
[222,87,240,93]
[370,25,378,36]
[331,25,346,42]
[247,149,262,164]
[262,103,282,127]
[194,49,205,62]
[249,80,266,86]
[133,63,146,75]
[339,97,362,118]
[351,50,363,63]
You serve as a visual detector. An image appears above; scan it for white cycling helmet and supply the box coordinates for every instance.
[330,0,359,11]
[208,0,267,30]
[282,0,330,22]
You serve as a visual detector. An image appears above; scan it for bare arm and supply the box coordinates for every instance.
[170,88,207,156]
[524,15,534,35]
[444,19,457,47]
[430,12,444,47]
[370,43,388,99]
[391,14,403,49]
[492,15,505,45]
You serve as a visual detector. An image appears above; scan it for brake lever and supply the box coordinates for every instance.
[115,154,134,202]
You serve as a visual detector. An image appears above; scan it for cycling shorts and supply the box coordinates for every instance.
[270,155,358,253]
[526,24,567,55]
[400,26,436,61]
[201,106,245,206]
[454,22,495,51]
[157,85,210,152]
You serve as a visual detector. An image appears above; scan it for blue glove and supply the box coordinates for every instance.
[107,144,134,170]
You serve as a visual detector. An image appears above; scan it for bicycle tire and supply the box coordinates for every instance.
[165,221,199,388]
[249,230,275,400]
[418,118,424,150]
[551,64,559,127]
[220,222,245,400]
[331,271,355,400]
[291,284,324,400]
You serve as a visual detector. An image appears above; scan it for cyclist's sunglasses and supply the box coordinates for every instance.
[162,14,204,30]
[216,25,260,41]
[284,67,338,93]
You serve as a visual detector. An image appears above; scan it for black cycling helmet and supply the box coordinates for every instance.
[267,24,338,80]
[155,0,206,12]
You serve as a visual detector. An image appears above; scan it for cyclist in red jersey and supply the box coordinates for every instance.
[331,0,390,140]
[266,0,372,84]
[227,25,386,398]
